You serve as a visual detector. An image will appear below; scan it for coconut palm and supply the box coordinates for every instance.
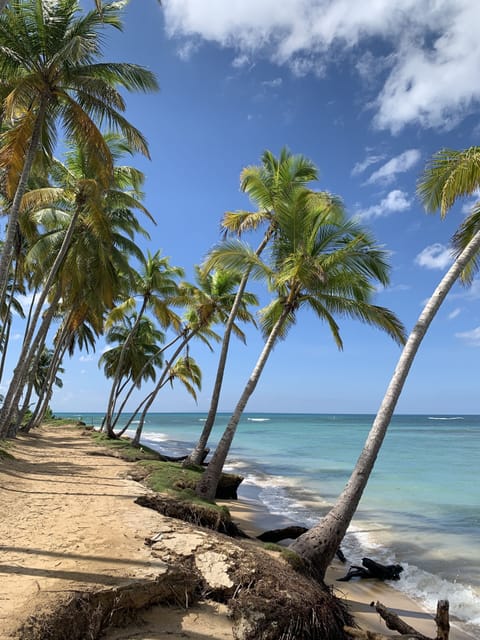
[196,187,406,500]
[100,314,165,430]
[0,0,157,308]
[289,146,480,581]
[0,134,152,435]
[103,250,183,436]
[186,148,321,465]
[128,267,257,446]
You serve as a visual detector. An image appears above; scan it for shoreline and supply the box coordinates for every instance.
[2,422,474,639]
[222,488,477,640]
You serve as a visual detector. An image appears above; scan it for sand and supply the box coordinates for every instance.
[0,424,475,639]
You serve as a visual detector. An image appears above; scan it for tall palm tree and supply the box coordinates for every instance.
[196,187,406,500]
[186,148,321,465]
[103,250,183,436]
[0,0,157,308]
[127,267,256,446]
[100,313,165,429]
[0,133,152,434]
[289,146,480,582]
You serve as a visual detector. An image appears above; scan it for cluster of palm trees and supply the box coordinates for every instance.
[2,0,480,583]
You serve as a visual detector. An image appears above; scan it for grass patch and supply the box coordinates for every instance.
[137,459,227,510]
[88,430,161,461]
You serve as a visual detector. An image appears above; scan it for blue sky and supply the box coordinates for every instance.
[6,0,480,415]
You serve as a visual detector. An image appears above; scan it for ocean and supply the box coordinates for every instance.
[59,411,480,636]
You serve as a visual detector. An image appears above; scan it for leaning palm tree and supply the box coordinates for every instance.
[100,313,165,430]
[196,187,406,500]
[289,146,480,581]
[0,0,157,309]
[127,267,257,446]
[103,250,183,436]
[0,133,152,434]
[186,148,321,465]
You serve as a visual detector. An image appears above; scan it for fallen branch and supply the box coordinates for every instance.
[344,599,450,640]
[375,601,431,639]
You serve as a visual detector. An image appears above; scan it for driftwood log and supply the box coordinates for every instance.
[344,599,450,640]
[338,558,403,582]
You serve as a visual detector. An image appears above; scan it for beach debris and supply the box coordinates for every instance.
[338,557,403,582]
[345,599,450,640]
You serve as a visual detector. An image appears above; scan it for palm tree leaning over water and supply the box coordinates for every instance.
[289,146,480,582]
[0,0,157,313]
[185,148,319,466]
[196,187,406,501]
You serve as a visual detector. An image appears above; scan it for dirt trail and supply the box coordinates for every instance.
[0,425,166,638]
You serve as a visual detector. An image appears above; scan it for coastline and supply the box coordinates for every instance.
[1,422,475,640]
[222,488,477,640]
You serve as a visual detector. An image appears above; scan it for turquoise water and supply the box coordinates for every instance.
[60,412,480,635]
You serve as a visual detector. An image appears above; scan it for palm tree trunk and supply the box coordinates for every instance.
[0,316,11,384]
[28,341,67,432]
[289,228,480,581]
[104,297,149,437]
[25,320,70,432]
[110,332,182,431]
[196,304,291,501]
[186,232,271,465]
[0,284,61,436]
[0,204,83,433]
[131,329,196,446]
[0,99,47,308]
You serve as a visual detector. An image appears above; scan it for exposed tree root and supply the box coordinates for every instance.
[17,567,199,640]
[136,493,249,538]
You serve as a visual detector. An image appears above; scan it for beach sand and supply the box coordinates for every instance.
[0,424,474,639]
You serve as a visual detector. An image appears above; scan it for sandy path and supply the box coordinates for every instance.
[0,425,166,638]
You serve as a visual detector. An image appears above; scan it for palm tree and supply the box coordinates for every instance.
[0,0,157,309]
[0,133,152,435]
[103,250,183,436]
[128,267,256,446]
[186,148,321,465]
[289,146,480,581]
[100,313,165,430]
[196,187,406,500]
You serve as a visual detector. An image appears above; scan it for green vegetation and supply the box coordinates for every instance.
[88,430,161,461]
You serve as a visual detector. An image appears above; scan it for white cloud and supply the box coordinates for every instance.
[162,0,480,132]
[448,308,461,320]
[79,354,95,363]
[356,189,411,221]
[461,190,480,215]
[232,53,251,69]
[351,153,385,177]
[455,326,480,346]
[414,243,453,270]
[262,77,283,88]
[366,149,421,184]
[451,277,480,301]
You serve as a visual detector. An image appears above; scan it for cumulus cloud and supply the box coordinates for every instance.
[366,149,421,184]
[356,189,411,221]
[262,77,283,88]
[455,326,480,346]
[162,0,480,132]
[351,153,385,177]
[414,243,453,270]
